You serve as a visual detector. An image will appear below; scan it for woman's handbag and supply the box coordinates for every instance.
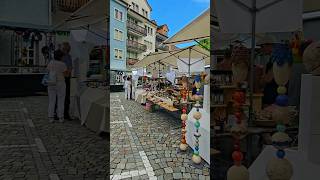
[42,71,57,86]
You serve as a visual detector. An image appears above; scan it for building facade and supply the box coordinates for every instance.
[124,0,157,70]
[156,24,169,51]
[110,0,128,85]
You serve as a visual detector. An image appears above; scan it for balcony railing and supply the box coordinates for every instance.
[156,43,169,51]
[127,21,147,36]
[56,0,91,12]
[127,40,147,53]
[127,58,139,66]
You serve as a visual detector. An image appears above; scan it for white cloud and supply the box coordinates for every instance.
[192,0,210,3]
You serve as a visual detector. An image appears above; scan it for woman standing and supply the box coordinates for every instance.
[125,76,132,100]
[47,50,68,123]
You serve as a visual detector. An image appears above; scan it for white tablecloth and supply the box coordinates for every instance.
[186,108,210,164]
[135,89,147,104]
[249,145,320,180]
[79,87,107,133]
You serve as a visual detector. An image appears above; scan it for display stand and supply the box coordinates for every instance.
[299,74,320,164]
[186,108,210,164]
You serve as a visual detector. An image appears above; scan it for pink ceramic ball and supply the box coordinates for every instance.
[180,143,188,151]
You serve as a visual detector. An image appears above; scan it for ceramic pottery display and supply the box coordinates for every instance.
[192,75,202,164]
[227,89,249,180]
[231,46,249,84]
[180,88,188,151]
[266,43,293,180]
[303,41,320,75]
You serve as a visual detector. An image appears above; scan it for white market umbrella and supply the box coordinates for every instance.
[214,0,303,127]
[54,0,107,31]
[163,9,210,45]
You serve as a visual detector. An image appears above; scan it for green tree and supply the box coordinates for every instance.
[197,38,210,50]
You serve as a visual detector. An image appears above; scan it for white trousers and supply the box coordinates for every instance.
[125,87,131,99]
[48,82,66,118]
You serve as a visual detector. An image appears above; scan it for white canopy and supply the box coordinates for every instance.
[54,0,107,31]
[133,45,210,68]
[163,9,210,45]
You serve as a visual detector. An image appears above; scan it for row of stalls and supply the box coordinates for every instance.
[0,0,108,134]
[130,9,211,165]
[55,0,108,135]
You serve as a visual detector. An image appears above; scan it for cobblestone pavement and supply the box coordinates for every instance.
[0,96,108,180]
[110,92,210,180]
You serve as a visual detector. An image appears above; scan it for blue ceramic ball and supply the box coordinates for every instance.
[276,95,288,106]
[276,150,285,159]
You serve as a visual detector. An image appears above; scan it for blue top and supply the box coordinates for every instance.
[63,54,73,70]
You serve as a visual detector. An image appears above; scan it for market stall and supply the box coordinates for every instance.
[55,0,108,134]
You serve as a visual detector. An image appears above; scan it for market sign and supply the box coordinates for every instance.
[0,0,50,29]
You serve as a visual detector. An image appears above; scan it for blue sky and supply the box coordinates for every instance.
[148,0,210,37]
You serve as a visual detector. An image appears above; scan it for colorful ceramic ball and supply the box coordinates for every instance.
[195,121,200,128]
[194,150,199,155]
[192,154,202,164]
[182,109,187,113]
[193,111,202,120]
[276,95,289,106]
[227,165,249,180]
[232,151,243,162]
[273,63,291,86]
[195,146,199,151]
[194,95,202,101]
[230,124,248,139]
[266,158,293,180]
[181,139,186,144]
[272,106,290,124]
[180,143,188,151]
[235,112,242,120]
[277,150,286,159]
[194,132,201,138]
[181,114,188,121]
[277,86,287,94]
[272,132,291,150]
[276,124,286,132]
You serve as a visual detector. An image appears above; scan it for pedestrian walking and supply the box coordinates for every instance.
[124,76,131,100]
[47,50,68,123]
[62,42,73,120]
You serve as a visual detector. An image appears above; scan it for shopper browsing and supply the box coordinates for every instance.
[62,42,73,120]
[47,50,68,123]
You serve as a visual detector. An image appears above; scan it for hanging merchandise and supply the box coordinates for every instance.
[266,43,293,180]
[192,74,202,164]
[180,88,188,151]
[227,45,249,180]
[231,45,249,84]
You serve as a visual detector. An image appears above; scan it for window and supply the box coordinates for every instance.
[114,49,123,60]
[142,9,145,16]
[145,11,148,18]
[114,9,123,21]
[136,4,139,12]
[144,40,152,50]
[150,28,153,36]
[114,29,123,41]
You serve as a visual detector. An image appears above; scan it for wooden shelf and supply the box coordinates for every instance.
[212,104,227,108]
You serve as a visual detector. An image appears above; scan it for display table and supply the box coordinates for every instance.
[135,89,147,104]
[249,145,320,180]
[79,87,107,133]
[186,108,210,164]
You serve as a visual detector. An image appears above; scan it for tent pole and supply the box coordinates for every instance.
[249,0,256,127]
[187,47,191,107]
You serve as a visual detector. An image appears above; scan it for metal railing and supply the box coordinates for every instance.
[127,21,147,36]
[127,40,147,52]
[55,0,91,12]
